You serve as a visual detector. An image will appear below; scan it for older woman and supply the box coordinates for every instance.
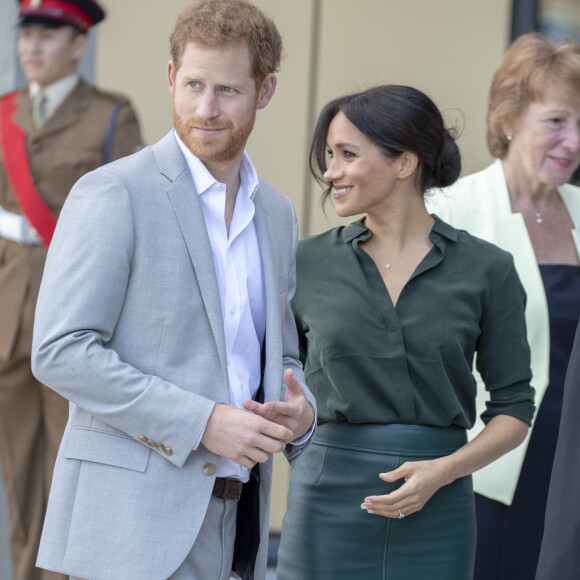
[428,32,580,580]
[273,85,534,580]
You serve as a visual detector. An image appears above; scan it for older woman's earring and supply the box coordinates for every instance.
[506,135,512,142]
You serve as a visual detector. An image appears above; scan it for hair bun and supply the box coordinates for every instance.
[434,129,461,188]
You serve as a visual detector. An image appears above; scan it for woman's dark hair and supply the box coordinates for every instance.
[309,85,461,205]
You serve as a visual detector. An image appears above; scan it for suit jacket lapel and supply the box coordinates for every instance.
[154,133,228,372]
[558,186,580,258]
[253,189,274,296]
[13,89,34,134]
[14,80,90,138]
[253,187,278,401]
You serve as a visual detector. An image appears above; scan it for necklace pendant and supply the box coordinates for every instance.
[385,263,391,269]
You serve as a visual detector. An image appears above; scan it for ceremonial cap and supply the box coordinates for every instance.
[19,0,105,33]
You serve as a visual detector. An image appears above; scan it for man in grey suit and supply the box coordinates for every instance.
[31,1,316,579]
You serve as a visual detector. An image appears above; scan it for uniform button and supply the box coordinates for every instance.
[139,435,148,443]
[163,447,173,456]
[203,463,216,475]
[147,439,157,447]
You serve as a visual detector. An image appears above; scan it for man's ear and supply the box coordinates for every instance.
[397,151,419,180]
[72,33,88,61]
[167,60,176,96]
[256,73,277,110]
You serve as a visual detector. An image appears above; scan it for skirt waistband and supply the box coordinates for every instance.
[314,422,467,457]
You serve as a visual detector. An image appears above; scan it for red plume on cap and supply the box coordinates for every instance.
[19,0,105,33]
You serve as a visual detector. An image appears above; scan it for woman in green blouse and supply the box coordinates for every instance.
[275,85,535,579]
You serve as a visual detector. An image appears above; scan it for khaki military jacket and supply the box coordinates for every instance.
[0,79,142,361]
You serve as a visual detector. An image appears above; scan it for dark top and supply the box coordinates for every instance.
[536,315,580,579]
[292,217,535,428]
[524,265,580,475]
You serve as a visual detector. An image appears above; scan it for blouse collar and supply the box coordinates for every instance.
[341,215,459,245]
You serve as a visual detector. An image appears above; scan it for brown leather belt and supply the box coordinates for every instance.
[212,477,243,500]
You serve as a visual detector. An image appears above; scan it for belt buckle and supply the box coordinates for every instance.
[21,217,41,244]
[0,206,41,245]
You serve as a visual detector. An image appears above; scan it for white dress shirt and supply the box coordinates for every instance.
[175,131,265,482]
[30,73,80,122]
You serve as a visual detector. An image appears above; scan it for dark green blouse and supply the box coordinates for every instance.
[293,217,535,429]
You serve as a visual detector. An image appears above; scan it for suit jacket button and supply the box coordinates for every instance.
[139,435,148,443]
[163,447,173,456]
[147,439,156,447]
[155,443,164,451]
[203,463,216,475]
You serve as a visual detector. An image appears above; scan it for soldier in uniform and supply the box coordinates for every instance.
[0,1,142,578]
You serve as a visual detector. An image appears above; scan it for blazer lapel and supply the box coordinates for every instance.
[13,89,34,134]
[558,186,580,258]
[154,133,228,372]
[14,80,90,139]
[253,191,274,298]
[253,188,280,401]
[42,80,89,136]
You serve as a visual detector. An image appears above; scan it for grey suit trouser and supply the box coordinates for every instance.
[70,495,238,580]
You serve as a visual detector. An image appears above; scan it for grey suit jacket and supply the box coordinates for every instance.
[32,131,315,580]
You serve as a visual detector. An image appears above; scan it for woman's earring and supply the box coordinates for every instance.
[506,135,512,142]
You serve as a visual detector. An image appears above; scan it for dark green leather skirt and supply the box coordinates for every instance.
[277,423,475,580]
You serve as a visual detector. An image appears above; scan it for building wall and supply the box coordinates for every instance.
[95,0,512,533]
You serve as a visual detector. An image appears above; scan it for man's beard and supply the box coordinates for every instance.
[172,105,256,163]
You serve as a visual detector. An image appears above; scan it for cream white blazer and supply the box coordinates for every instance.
[427,159,580,504]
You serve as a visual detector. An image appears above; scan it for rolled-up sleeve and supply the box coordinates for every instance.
[476,256,535,425]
